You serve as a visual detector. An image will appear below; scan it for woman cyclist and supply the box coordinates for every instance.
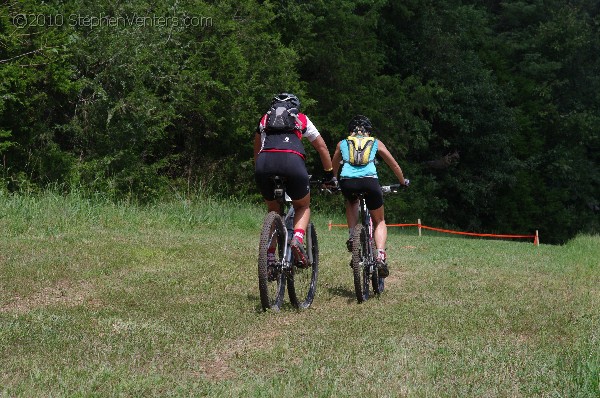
[254,93,335,267]
[331,115,409,277]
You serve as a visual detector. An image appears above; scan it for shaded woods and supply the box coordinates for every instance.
[1,0,598,243]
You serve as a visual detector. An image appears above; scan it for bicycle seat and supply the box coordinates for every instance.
[270,176,289,201]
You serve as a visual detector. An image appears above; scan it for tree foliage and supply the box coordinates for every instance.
[1,0,598,242]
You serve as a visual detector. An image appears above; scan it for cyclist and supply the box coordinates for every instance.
[254,93,336,267]
[331,115,409,277]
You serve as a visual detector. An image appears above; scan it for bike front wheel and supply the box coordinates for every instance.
[258,211,286,311]
[287,221,318,309]
[351,225,371,303]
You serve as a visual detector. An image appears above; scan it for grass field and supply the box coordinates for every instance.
[1,192,598,397]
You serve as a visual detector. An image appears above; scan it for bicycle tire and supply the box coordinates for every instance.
[372,268,385,294]
[258,211,286,311]
[287,221,318,309]
[351,225,369,303]
[371,238,385,294]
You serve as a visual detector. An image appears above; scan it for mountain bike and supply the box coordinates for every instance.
[350,183,404,303]
[257,176,319,311]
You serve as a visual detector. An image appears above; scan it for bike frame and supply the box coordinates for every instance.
[356,194,377,278]
[272,176,316,275]
[272,176,294,273]
[355,182,403,263]
[350,183,402,302]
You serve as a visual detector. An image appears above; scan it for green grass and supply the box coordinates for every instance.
[1,191,598,397]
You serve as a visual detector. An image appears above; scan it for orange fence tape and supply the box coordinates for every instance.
[328,220,539,245]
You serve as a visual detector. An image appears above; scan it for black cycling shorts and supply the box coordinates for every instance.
[339,177,383,210]
[255,152,310,201]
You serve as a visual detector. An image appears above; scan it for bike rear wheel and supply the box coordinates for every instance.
[287,221,319,309]
[371,238,385,294]
[258,211,286,311]
[351,225,370,303]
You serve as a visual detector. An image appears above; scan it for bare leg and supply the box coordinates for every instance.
[266,195,310,236]
[265,199,280,214]
[369,205,387,251]
[370,205,389,276]
[264,200,281,252]
[289,193,311,266]
[345,199,359,232]
[291,193,310,233]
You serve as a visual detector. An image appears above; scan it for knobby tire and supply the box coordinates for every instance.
[372,237,385,294]
[351,225,369,303]
[258,211,286,311]
[287,221,318,309]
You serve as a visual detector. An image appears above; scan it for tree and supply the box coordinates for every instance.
[1,0,80,190]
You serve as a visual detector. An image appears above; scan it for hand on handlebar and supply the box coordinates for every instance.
[381,178,410,194]
[321,176,339,193]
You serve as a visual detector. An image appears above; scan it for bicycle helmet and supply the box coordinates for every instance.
[272,93,301,109]
[347,115,373,134]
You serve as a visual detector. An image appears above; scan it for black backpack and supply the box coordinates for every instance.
[265,101,302,132]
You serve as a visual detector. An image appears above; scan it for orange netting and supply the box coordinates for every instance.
[327,221,539,245]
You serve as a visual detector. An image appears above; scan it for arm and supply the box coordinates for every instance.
[377,140,407,185]
[332,141,342,178]
[309,135,333,172]
[254,115,266,164]
[253,132,262,163]
[302,115,331,171]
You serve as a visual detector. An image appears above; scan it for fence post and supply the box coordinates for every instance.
[418,218,422,237]
[328,220,332,231]
[534,230,539,246]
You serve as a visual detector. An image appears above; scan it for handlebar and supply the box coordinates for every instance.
[312,177,410,194]
[381,179,410,193]
[309,175,339,194]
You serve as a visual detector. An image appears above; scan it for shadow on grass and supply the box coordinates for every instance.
[326,284,357,304]
[247,293,303,313]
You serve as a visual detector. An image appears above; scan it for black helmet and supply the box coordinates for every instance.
[272,93,301,109]
[348,115,372,134]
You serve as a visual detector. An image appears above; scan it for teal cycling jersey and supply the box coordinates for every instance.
[340,137,379,179]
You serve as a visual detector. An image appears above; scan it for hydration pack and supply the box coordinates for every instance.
[346,136,375,166]
[265,101,302,132]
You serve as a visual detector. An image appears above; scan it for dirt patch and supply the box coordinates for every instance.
[0,280,100,314]
[383,268,410,287]
[199,311,305,382]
